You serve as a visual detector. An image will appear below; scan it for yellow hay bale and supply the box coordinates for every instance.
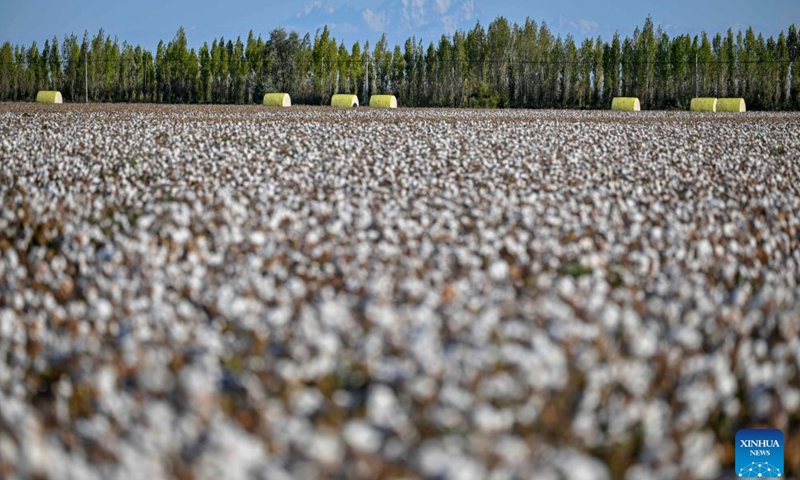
[369,95,397,109]
[263,93,291,107]
[717,98,746,112]
[690,97,717,112]
[611,97,640,111]
[331,94,359,108]
[35,91,63,104]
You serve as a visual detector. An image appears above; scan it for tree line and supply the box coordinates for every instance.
[1,18,798,110]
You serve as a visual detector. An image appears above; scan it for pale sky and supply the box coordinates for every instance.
[1,0,797,50]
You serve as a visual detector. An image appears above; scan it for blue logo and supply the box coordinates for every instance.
[735,429,784,478]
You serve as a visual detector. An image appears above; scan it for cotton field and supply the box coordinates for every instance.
[0,104,799,480]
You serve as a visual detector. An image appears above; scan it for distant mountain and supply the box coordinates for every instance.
[284,0,479,46]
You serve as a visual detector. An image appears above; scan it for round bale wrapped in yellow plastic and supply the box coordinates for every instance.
[717,98,746,112]
[331,94,359,108]
[369,95,397,109]
[690,97,717,112]
[611,97,640,111]
[263,93,291,107]
[36,91,63,104]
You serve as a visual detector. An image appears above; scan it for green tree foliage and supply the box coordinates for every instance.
[789,25,799,107]
[311,26,338,103]
[606,32,622,101]
[0,21,797,109]
[349,42,363,101]
[487,17,512,106]
[0,42,15,100]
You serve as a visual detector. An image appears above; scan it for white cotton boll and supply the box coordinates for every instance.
[555,448,610,480]
[494,435,530,467]
[473,404,515,433]
[307,434,344,466]
[343,420,382,454]
[680,432,720,480]
[249,231,267,246]
[94,298,113,321]
[489,260,509,281]
[291,388,324,416]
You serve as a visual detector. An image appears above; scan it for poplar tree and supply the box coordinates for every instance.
[1,19,798,110]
